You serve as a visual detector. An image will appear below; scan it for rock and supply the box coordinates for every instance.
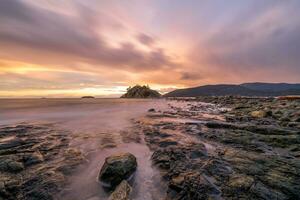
[169,174,186,191]
[0,124,83,199]
[4,179,22,195]
[99,153,137,188]
[250,182,288,200]
[169,173,221,199]
[244,125,296,135]
[57,148,85,175]
[228,174,254,190]
[86,197,101,200]
[148,108,155,112]
[250,110,271,118]
[0,138,23,150]
[142,96,300,199]
[25,189,54,200]
[158,139,178,147]
[0,158,24,173]
[206,121,238,129]
[23,151,44,166]
[0,181,5,194]
[109,180,132,200]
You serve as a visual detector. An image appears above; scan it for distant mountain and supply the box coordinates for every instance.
[121,85,161,98]
[164,83,300,97]
[241,82,300,92]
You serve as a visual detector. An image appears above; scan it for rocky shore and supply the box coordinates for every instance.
[0,97,299,200]
[0,123,85,200]
[136,96,300,199]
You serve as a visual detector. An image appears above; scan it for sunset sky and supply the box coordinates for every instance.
[1,0,300,97]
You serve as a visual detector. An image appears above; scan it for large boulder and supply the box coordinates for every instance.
[99,153,137,188]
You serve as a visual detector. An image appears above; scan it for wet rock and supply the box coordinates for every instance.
[0,181,6,196]
[169,174,185,191]
[22,171,65,200]
[168,173,221,200]
[250,182,288,200]
[57,148,85,175]
[0,138,24,150]
[138,96,300,199]
[109,180,132,200]
[203,159,233,179]
[152,147,188,170]
[243,125,296,135]
[99,153,137,188]
[228,174,254,190]
[158,139,178,147]
[250,110,271,118]
[86,197,101,200]
[0,182,4,191]
[23,151,44,166]
[0,124,82,199]
[148,108,155,112]
[205,122,238,129]
[0,158,24,173]
[25,189,54,200]
[4,178,22,196]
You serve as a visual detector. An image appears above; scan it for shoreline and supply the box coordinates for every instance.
[139,96,300,199]
[0,97,299,199]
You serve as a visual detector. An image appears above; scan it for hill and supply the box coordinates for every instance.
[164,83,300,97]
[241,82,300,92]
[121,85,161,98]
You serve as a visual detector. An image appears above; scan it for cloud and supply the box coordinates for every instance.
[136,33,155,46]
[180,72,203,80]
[193,1,300,73]
[0,0,178,73]
[0,0,299,97]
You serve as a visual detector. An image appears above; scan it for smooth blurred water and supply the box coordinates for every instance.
[0,98,169,200]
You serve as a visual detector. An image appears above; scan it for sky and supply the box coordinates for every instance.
[0,0,300,97]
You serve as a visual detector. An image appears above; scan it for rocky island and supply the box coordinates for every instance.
[121,85,161,98]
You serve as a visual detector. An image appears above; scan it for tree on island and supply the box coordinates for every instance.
[121,85,161,98]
